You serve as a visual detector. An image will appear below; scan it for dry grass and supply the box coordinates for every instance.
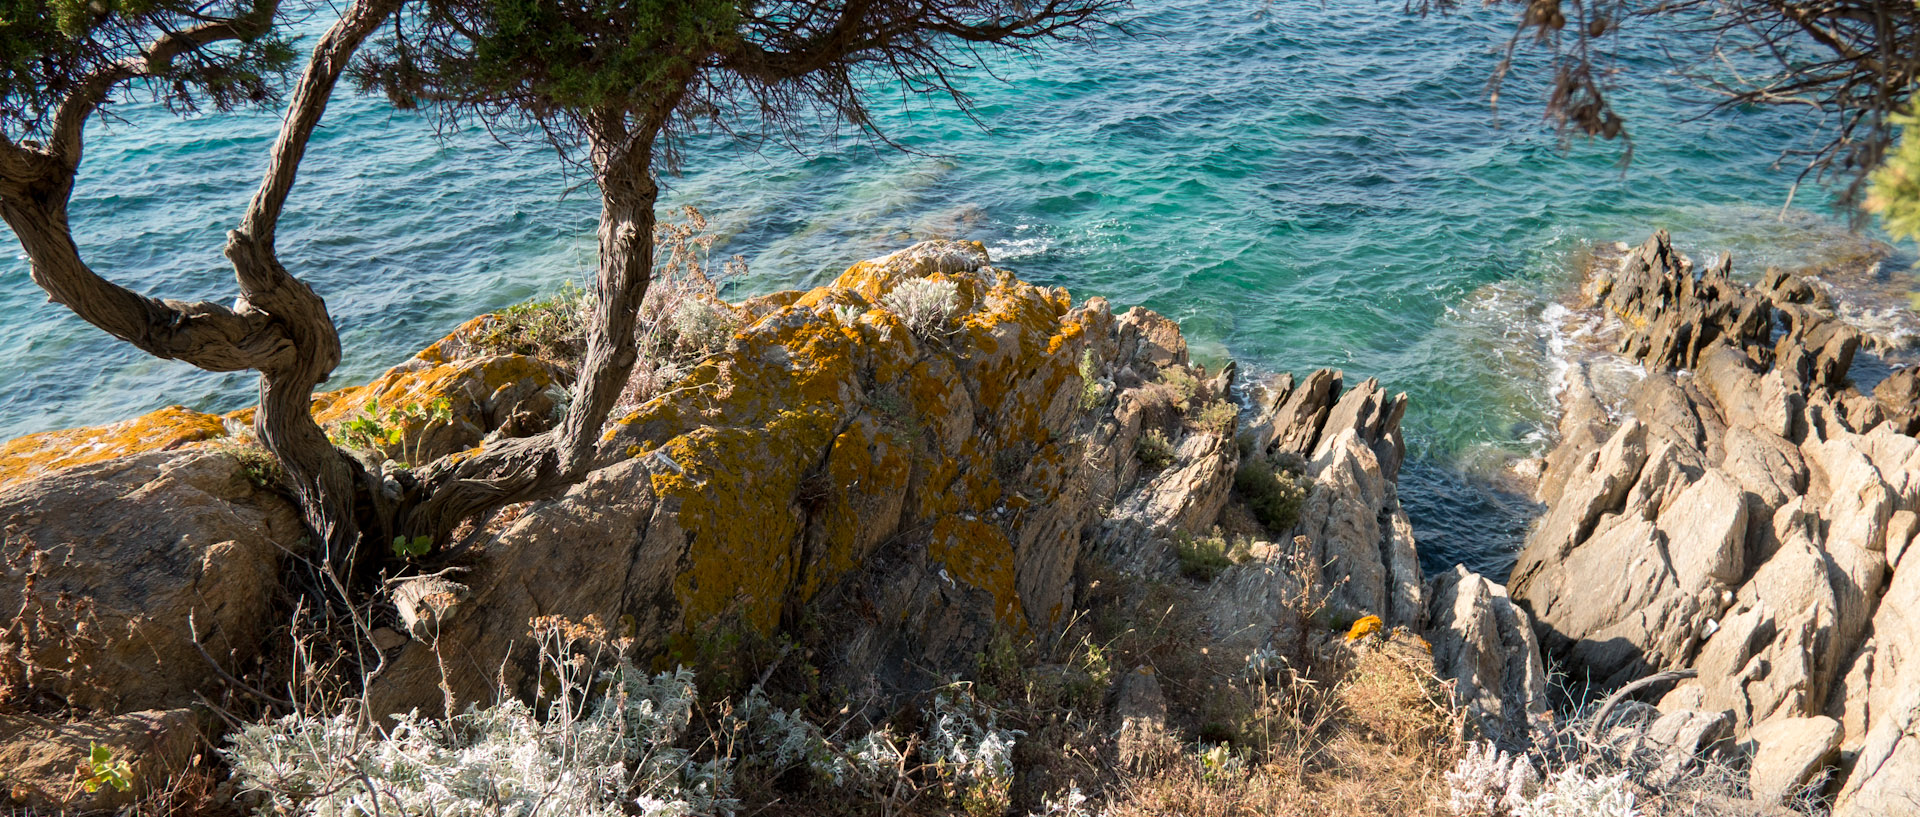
[1103,733,1455,817]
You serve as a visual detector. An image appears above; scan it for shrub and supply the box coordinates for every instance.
[224,615,1032,817]
[1077,349,1105,413]
[1160,367,1202,411]
[1446,742,1537,817]
[1514,767,1640,817]
[1176,533,1250,582]
[1235,456,1308,533]
[1136,428,1176,471]
[1193,399,1236,434]
[225,617,735,817]
[473,282,590,363]
[882,277,962,340]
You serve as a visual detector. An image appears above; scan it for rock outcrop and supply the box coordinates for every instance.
[1,240,1554,808]
[1514,230,1920,814]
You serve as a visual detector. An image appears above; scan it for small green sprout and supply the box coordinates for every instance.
[80,742,132,793]
[392,535,433,559]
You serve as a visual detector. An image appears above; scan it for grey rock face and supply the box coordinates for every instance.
[1520,230,1920,812]
[1427,566,1551,752]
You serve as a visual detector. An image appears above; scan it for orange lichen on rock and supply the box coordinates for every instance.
[928,515,1024,628]
[579,239,1113,646]
[0,406,229,492]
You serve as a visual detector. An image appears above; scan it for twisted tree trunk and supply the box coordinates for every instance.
[398,111,663,539]
[5,2,680,574]
[0,0,399,573]
[227,0,403,569]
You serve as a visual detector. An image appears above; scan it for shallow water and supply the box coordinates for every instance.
[0,0,1898,578]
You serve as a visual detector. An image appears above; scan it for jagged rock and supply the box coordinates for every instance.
[1720,424,1808,516]
[1835,538,1920,816]
[1513,419,1648,576]
[1775,303,1861,393]
[1114,306,1187,375]
[0,708,199,812]
[1096,423,1239,576]
[1300,430,1424,627]
[1698,343,1800,442]
[1200,537,1310,657]
[1255,368,1340,459]
[1312,377,1409,482]
[1871,365,1920,434]
[1656,469,1748,594]
[1746,716,1842,805]
[1644,707,1734,783]
[1889,510,1917,569]
[1425,566,1551,751]
[1586,231,1772,371]
[1111,665,1176,771]
[1671,500,1842,732]
[1524,229,1920,813]
[1537,362,1613,505]
[0,450,301,712]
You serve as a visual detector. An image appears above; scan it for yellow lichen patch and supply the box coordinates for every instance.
[801,418,912,598]
[415,315,495,365]
[655,408,842,634]
[311,355,555,428]
[1346,614,1385,642]
[739,289,806,320]
[927,516,1025,630]
[0,406,229,491]
[830,242,991,302]
[958,279,1080,420]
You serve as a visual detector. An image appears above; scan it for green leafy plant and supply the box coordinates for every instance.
[79,741,132,794]
[1234,456,1308,534]
[330,397,454,468]
[391,535,434,560]
[1136,428,1176,471]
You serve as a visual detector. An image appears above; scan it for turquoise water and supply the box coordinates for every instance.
[0,1,1866,574]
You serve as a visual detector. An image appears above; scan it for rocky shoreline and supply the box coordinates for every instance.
[1512,231,1920,813]
[1,235,1915,813]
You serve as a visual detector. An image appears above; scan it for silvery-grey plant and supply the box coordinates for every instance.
[882,278,962,341]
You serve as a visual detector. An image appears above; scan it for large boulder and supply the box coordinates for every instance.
[0,450,302,712]
[1835,534,1920,816]
[1747,716,1843,806]
[1426,565,1551,751]
[368,241,1129,714]
[0,708,200,812]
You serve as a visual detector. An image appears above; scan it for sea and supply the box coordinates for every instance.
[0,0,1899,578]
